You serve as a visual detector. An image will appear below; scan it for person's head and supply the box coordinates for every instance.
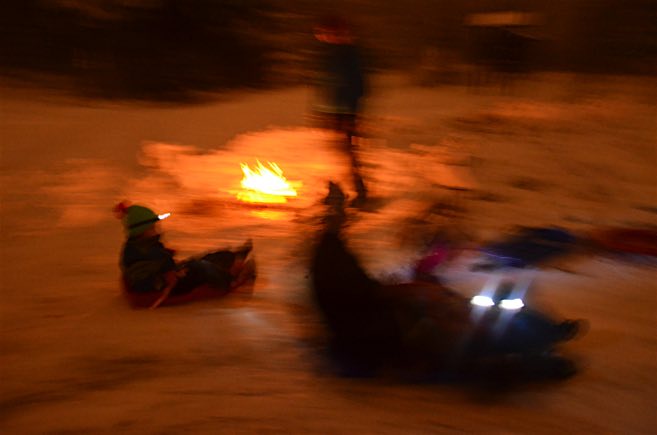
[314,15,353,44]
[114,202,170,238]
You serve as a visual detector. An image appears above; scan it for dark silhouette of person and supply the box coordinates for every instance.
[312,15,368,204]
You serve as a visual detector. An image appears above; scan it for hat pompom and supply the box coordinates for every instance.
[113,201,130,219]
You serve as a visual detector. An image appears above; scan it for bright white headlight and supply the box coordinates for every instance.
[471,295,495,307]
[499,298,524,310]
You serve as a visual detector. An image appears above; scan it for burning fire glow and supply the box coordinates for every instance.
[236,161,300,204]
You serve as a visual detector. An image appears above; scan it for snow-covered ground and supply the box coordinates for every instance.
[1,74,656,433]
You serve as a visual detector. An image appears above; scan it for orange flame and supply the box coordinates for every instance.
[236,161,300,204]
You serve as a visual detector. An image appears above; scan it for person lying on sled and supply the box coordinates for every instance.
[115,202,254,308]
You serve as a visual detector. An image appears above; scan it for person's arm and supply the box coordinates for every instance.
[149,270,178,310]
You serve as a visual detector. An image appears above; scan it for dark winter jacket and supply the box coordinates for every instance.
[121,235,176,293]
[314,42,365,115]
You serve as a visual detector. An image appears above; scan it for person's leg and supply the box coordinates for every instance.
[230,256,257,289]
[200,242,254,289]
[196,259,233,290]
[170,258,234,294]
[170,261,206,295]
[204,241,250,265]
[338,114,367,202]
[201,251,236,270]
[351,167,368,203]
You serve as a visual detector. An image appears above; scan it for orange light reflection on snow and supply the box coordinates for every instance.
[249,210,291,220]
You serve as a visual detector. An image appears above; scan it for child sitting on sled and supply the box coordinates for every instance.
[115,202,255,308]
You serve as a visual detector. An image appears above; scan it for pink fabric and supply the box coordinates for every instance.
[415,245,450,275]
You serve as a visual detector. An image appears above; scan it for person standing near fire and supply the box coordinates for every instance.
[312,15,368,205]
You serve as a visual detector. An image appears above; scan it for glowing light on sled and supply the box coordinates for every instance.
[499,298,525,310]
[470,295,525,310]
[236,161,301,204]
[471,295,495,307]
[158,212,171,220]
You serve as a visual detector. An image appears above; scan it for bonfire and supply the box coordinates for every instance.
[236,161,301,204]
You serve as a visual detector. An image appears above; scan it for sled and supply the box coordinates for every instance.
[122,257,256,309]
[122,284,235,309]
